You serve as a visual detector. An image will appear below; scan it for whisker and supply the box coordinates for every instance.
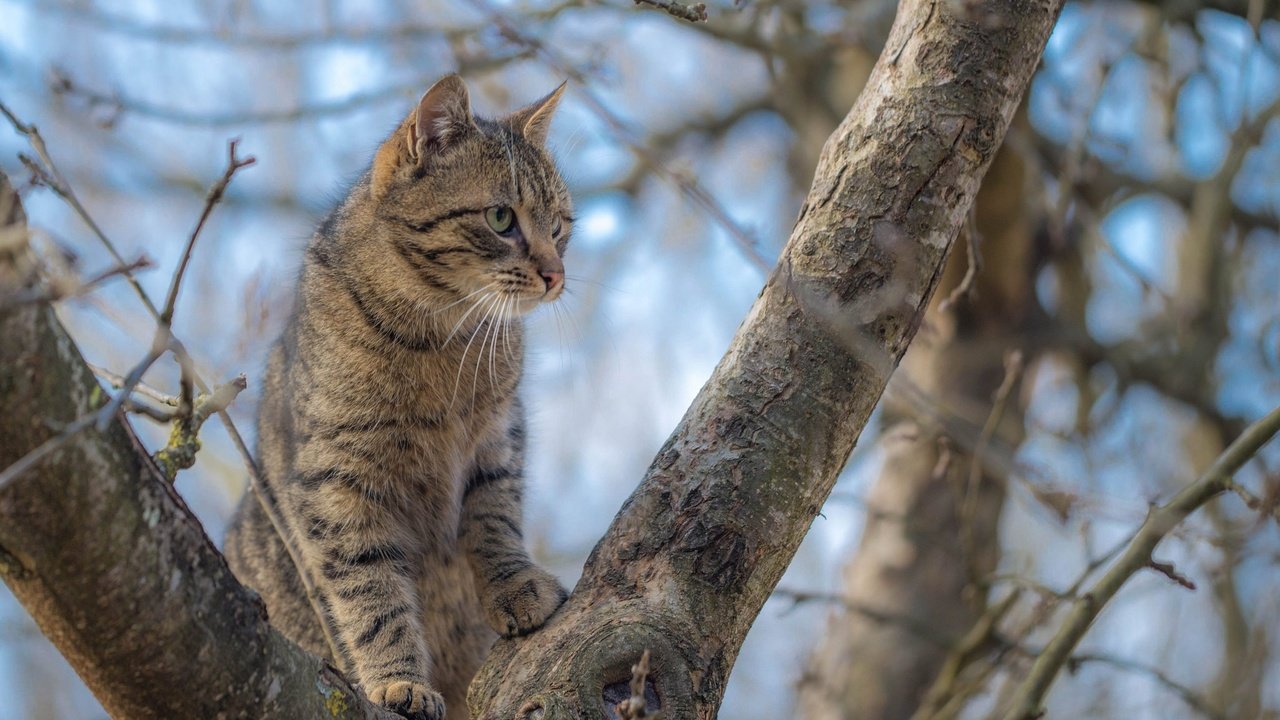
[427,282,497,317]
[443,291,495,346]
[449,294,501,410]
[564,275,622,293]
[469,297,503,407]
[500,296,517,366]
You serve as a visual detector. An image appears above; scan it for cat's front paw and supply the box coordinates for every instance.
[484,566,568,637]
[367,681,446,720]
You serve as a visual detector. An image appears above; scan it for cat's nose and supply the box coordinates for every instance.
[539,270,564,292]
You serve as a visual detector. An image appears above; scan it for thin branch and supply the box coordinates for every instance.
[1001,403,1280,720]
[0,411,100,492]
[616,649,656,719]
[939,208,982,312]
[0,100,158,316]
[631,0,708,22]
[90,363,179,407]
[1,255,152,307]
[961,349,1023,579]
[160,139,255,324]
[773,587,956,649]
[1145,558,1197,591]
[0,109,345,671]
[17,0,584,49]
[153,375,248,482]
[1068,653,1225,720]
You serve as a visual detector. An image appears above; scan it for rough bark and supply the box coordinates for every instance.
[795,129,1037,720]
[468,2,1063,718]
[0,175,394,720]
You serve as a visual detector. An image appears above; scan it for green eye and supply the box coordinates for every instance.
[485,206,515,235]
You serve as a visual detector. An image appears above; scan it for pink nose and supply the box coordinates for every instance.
[540,270,564,292]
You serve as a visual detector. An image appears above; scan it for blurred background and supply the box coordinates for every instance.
[1,0,1278,718]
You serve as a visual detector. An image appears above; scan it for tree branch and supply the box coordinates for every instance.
[1001,403,1280,719]
[0,172,395,718]
[468,0,1065,716]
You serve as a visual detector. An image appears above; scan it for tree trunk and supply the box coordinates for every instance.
[468,2,1062,717]
[796,131,1037,720]
[0,175,394,720]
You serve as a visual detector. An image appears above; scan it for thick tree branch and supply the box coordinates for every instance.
[0,174,393,718]
[468,1,1065,717]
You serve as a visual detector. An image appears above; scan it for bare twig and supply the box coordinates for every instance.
[1146,559,1197,591]
[0,109,346,671]
[160,140,255,324]
[1,100,159,316]
[90,363,179,407]
[631,0,708,22]
[939,209,982,312]
[616,649,655,719]
[0,411,100,492]
[1068,653,1225,720]
[1,255,153,307]
[773,587,955,649]
[910,591,1021,720]
[960,349,1023,578]
[1001,403,1280,720]
[153,375,248,482]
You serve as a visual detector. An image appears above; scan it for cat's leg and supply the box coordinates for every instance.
[459,411,567,637]
[294,474,445,720]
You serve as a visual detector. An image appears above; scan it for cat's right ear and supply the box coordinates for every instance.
[372,74,476,197]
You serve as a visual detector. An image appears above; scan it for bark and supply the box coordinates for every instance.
[795,126,1038,720]
[468,2,1063,718]
[0,175,394,720]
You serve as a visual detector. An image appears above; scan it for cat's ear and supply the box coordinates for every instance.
[507,82,566,147]
[410,74,476,154]
[372,74,476,197]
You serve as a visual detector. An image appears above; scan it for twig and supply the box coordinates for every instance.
[631,0,708,22]
[939,208,982,312]
[960,349,1023,579]
[1068,653,1225,720]
[90,363,179,406]
[772,587,954,649]
[1,100,159,317]
[153,375,247,482]
[616,649,655,719]
[160,140,255,324]
[1,255,153,307]
[0,411,100,492]
[911,591,1021,720]
[0,110,346,672]
[1145,559,1196,591]
[1001,403,1280,720]
[123,397,179,424]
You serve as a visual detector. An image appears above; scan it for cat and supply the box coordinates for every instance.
[223,74,573,720]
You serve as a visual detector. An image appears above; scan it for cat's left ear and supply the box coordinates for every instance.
[507,82,567,147]
[372,75,477,197]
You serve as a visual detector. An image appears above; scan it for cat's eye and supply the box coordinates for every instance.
[552,217,563,237]
[485,206,516,235]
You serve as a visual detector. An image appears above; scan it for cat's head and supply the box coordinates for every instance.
[365,74,572,316]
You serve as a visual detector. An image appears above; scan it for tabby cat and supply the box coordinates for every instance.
[223,74,573,720]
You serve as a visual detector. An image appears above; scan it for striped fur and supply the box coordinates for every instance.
[224,75,571,720]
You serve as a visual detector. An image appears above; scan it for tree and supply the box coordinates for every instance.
[0,0,1064,717]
